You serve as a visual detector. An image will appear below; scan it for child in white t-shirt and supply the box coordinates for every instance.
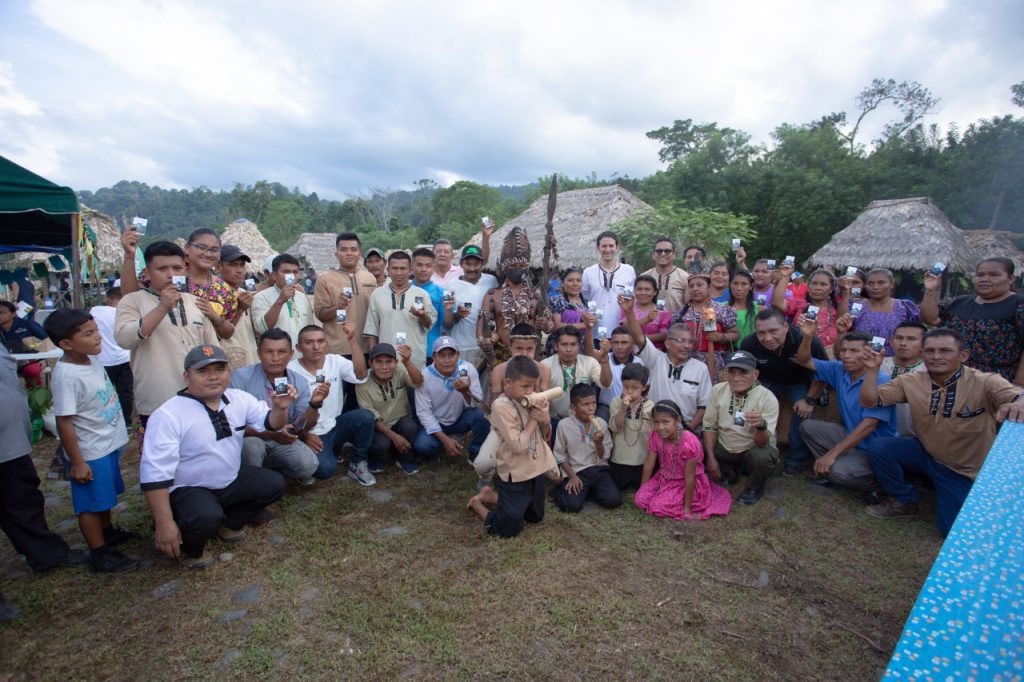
[45,309,138,574]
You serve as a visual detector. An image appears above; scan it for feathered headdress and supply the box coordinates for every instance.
[499,226,531,274]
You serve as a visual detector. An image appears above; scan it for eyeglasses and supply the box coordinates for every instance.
[654,249,675,255]
[189,243,221,255]
[666,337,690,343]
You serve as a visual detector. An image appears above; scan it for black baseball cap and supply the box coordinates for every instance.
[368,343,397,360]
[184,344,230,371]
[724,350,758,371]
[219,245,251,263]
[460,244,484,262]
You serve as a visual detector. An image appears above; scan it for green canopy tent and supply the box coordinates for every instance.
[0,154,82,305]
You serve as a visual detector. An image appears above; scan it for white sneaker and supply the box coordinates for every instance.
[347,461,376,487]
[296,476,316,486]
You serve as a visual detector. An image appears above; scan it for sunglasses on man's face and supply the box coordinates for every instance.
[654,249,674,255]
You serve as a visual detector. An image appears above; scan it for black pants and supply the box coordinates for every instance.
[552,466,622,513]
[610,462,644,491]
[340,355,358,413]
[369,415,419,466]
[169,466,286,557]
[104,362,134,426]
[0,455,70,572]
[485,474,547,538]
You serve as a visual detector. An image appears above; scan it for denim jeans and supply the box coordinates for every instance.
[413,407,490,459]
[313,408,375,480]
[760,381,811,467]
[863,436,974,537]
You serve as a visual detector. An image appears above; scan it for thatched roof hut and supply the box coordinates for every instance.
[221,218,277,267]
[961,229,1024,276]
[468,185,653,270]
[286,233,337,273]
[807,198,975,275]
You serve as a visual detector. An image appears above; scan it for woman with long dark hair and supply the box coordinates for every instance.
[728,269,758,348]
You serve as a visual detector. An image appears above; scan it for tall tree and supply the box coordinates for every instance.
[837,78,940,152]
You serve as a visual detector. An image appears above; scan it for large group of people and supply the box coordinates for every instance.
[1,222,1022,618]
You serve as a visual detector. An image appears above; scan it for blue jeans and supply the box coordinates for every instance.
[313,408,375,479]
[413,407,490,460]
[761,381,811,467]
[863,436,974,537]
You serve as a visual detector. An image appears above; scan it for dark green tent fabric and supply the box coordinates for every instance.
[0,154,80,253]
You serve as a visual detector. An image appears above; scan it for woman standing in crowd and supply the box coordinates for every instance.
[672,272,738,379]
[921,257,1024,385]
[772,267,842,354]
[850,268,920,356]
[708,262,732,303]
[620,275,671,350]
[547,267,591,356]
[728,269,758,348]
[839,267,867,312]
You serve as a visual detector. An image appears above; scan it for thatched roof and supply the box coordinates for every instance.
[286,233,337,273]
[807,198,976,274]
[961,229,1024,276]
[221,218,277,267]
[468,185,653,270]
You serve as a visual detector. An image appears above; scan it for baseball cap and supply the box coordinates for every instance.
[791,271,803,281]
[365,247,385,260]
[184,344,230,371]
[263,255,276,273]
[724,350,758,371]
[432,336,458,354]
[460,244,484,262]
[220,245,251,263]
[368,343,397,360]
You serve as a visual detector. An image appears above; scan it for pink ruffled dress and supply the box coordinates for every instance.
[634,429,732,520]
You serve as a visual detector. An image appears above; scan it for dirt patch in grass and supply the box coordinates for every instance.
[1,436,941,681]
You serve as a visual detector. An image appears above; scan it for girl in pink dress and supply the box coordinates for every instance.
[635,400,732,521]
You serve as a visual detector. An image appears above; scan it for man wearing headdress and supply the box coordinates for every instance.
[484,227,551,354]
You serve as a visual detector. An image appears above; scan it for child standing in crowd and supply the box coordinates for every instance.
[551,384,620,513]
[635,400,732,521]
[467,356,557,538]
[609,363,654,491]
[45,309,139,573]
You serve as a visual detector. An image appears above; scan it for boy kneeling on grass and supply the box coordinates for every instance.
[467,356,556,538]
[45,309,140,574]
[552,383,621,513]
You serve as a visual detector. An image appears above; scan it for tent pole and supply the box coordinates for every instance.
[71,212,82,307]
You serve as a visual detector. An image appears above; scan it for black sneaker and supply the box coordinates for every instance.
[721,470,739,486]
[90,549,140,574]
[104,526,141,547]
[783,462,804,476]
[860,490,887,506]
[34,548,91,572]
[737,488,764,505]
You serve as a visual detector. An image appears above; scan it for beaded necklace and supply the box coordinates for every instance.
[559,361,577,392]
[621,400,647,448]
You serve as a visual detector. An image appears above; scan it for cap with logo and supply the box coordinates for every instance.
[365,247,385,261]
[460,244,484,262]
[220,245,251,263]
[724,350,758,371]
[432,336,459,354]
[184,344,230,371]
[368,343,397,360]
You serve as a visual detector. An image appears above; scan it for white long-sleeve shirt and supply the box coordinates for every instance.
[414,360,482,434]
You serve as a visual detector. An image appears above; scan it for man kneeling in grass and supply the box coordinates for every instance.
[140,345,293,569]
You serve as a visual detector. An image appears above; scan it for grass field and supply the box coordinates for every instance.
[1,437,942,681]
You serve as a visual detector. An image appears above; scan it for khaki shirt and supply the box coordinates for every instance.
[491,396,557,483]
[643,266,689,313]
[364,284,437,367]
[355,363,420,426]
[220,307,258,370]
[876,366,1022,478]
[314,268,378,355]
[609,397,654,466]
[541,354,609,419]
[703,382,779,454]
[553,415,613,473]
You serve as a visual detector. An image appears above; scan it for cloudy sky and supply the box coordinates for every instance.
[0,0,1020,199]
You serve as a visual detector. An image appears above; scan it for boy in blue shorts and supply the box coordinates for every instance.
[45,309,139,573]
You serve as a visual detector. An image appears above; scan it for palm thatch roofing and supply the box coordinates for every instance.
[961,229,1024,276]
[468,185,653,270]
[221,218,277,267]
[286,233,337,273]
[807,197,976,274]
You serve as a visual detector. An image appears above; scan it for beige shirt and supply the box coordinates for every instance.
[703,382,780,454]
[876,366,1022,479]
[114,290,217,416]
[554,414,612,473]
[220,306,258,371]
[491,396,557,483]
[314,268,378,355]
[643,266,689,313]
[609,397,654,466]
[880,357,927,436]
[251,285,319,341]
[364,283,437,367]
[355,363,421,427]
[541,354,609,418]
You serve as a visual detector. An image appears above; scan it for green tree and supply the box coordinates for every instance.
[837,78,940,152]
[425,181,502,242]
